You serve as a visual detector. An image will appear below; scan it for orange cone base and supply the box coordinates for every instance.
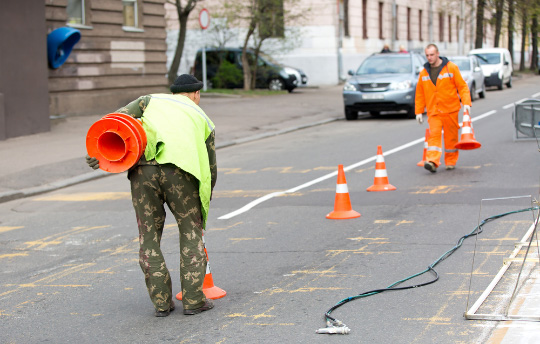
[367,183,396,192]
[326,209,361,220]
[176,286,227,301]
[455,140,481,150]
[417,160,425,167]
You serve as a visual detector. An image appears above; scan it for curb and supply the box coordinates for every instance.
[0,116,341,204]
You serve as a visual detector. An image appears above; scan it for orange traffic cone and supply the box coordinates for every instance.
[417,128,430,167]
[367,145,396,192]
[455,110,481,150]
[176,233,226,301]
[326,165,361,219]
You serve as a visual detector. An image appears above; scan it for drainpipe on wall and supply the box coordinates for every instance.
[428,0,433,43]
[392,0,396,50]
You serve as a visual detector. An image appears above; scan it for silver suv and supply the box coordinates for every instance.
[343,52,427,120]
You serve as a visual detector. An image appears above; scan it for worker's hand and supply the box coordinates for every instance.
[464,105,471,115]
[416,114,423,124]
[86,155,100,170]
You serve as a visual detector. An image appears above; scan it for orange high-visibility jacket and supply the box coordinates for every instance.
[415,57,471,115]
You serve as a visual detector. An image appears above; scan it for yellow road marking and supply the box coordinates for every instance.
[208,221,243,231]
[24,225,109,250]
[0,253,28,259]
[261,167,311,173]
[411,185,468,194]
[0,226,23,233]
[264,287,349,295]
[375,220,392,223]
[219,168,257,174]
[396,220,414,226]
[347,236,388,241]
[33,192,131,201]
[228,238,265,244]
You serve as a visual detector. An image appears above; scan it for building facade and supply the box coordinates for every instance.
[166,0,509,86]
[46,0,169,118]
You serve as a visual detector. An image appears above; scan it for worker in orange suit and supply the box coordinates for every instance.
[415,43,471,173]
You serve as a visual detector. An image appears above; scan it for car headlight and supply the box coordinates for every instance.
[389,80,412,90]
[343,82,357,91]
[283,67,297,75]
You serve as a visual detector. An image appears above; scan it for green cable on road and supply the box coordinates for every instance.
[320,206,539,334]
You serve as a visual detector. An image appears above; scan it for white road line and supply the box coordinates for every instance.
[532,92,540,98]
[218,110,498,220]
[502,98,528,110]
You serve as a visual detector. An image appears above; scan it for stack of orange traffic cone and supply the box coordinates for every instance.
[367,145,396,192]
[176,233,226,301]
[417,128,430,167]
[326,165,361,220]
[455,110,481,150]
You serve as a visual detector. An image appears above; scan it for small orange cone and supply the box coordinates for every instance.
[417,128,430,167]
[367,145,396,192]
[176,233,226,301]
[326,165,361,220]
[455,110,481,150]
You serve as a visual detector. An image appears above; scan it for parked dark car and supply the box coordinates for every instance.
[193,47,307,92]
[343,52,427,120]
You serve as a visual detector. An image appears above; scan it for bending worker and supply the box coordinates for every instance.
[415,43,471,173]
[86,74,217,317]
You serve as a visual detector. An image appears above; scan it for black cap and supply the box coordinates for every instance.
[170,74,203,93]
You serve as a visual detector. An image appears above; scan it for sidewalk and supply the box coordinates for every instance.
[0,85,343,203]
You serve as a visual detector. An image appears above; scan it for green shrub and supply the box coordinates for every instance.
[211,60,243,88]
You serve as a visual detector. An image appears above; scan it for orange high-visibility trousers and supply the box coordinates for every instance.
[426,111,459,167]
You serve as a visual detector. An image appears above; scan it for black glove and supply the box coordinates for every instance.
[86,155,100,170]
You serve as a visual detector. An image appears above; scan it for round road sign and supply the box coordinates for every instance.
[199,8,210,30]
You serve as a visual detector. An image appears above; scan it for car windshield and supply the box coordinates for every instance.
[473,53,501,65]
[356,55,412,74]
[451,58,471,71]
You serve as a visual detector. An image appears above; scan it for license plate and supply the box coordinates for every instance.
[362,94,385,100]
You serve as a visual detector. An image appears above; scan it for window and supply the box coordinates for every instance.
[123,0,144,32]
[67,0,84,25]
[419,9,423,41]
[379,2,384,39]
[344,0,350,37]
[395,5,398,40]
[448,15,452,42]
[362,0,368,39]
[407,7,411,41]
[439,12,444,42]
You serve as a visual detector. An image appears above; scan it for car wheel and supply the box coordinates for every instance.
[268,78,285,91]
[345,107,358,120]
[370,111,381,116]
[479,84,486,99]
[497,78,504,90]
[470,84,476,102]
[506,76,512,88]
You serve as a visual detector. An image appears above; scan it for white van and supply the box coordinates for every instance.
[468,48,513,90]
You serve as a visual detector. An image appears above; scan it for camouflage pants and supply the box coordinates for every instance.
[129,164,208,311]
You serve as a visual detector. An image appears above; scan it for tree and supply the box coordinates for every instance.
[475,0,486,48]
[167,0,202,85]
[493,0,504,47]
[531,10,538,72]
[223,0,306,90]
[519,0,529,71]
[508,0,515,62]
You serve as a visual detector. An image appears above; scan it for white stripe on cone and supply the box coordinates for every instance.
[336,184,349,193]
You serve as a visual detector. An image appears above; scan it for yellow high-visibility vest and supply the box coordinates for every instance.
[142,93,215,228]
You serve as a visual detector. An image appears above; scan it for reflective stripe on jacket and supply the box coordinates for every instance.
[415,57,471,115]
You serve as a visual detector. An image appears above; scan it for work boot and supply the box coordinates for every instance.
[183,299,214,315]
[424,161,437,173]
[155,300,175,317]
[445,165,455,170]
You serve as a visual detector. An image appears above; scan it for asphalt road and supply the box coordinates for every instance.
[1,77,540,343]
